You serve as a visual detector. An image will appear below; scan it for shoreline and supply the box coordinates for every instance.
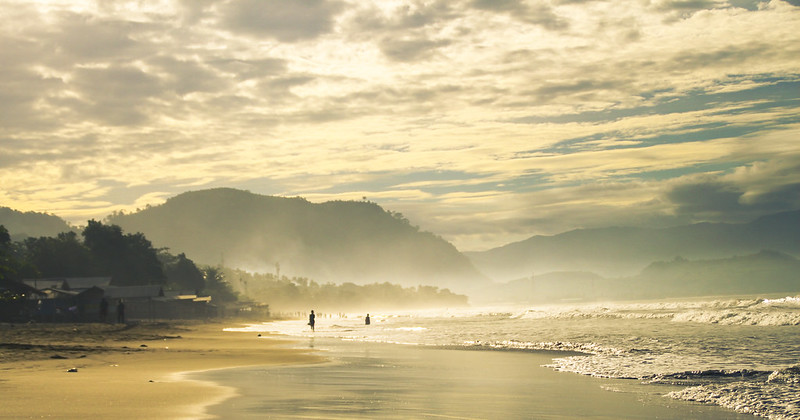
[195,336,759,419]
[0,321,323,419]
[1,321,762,419]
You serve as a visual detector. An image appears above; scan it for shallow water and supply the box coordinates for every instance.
[231,294,800,419]
[198,338,756,419]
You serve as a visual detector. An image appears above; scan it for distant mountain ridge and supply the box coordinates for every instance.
[107,188,488,291]
[4,192,798,297]
[466,210,800,282]
[475,250,800,304]
[0,207,74,241]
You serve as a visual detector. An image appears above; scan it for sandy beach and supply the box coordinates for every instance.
[0,321,322,419]
[2,321,758,419]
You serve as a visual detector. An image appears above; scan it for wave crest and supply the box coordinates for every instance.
[515,295,800,326]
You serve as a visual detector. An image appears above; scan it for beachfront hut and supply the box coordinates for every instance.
[77,285,215,322]
[102,285,163,321]
[22,278,64,291]
[18,278,115,322]
[62,277,112,292]
[11,279,219,321]
[103,285,165,300]
[1,278,43,297]
[0,279,45,321]
[22,277,112,293]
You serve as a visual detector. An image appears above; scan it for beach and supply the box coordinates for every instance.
[196,337,756,419]
[1,320,762,419]
[0,321,321,419]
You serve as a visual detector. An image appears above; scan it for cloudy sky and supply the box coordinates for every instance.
[1,0,799,251]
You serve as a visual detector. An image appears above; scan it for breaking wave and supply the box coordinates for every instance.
[666,366,800,419]
[514,295,800,326]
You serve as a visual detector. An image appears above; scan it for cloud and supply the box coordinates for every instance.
[666,43,775,72]
[470,0,569,30]
[147,56,230,96]
[378,37,451,62]
[666,179,745,215]
[350,1,458,32]
[61,65,163,126]
[49,14,143,60]
[177,0,217,24]
[0,68,64,132]
[208,57,288,81]
[220,0,345,42]
[662,155,800,221]
[1,0,799,251]
[654,0,721,12]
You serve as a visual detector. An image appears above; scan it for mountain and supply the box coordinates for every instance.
[603,250,800,300]
[473,271,604,304]
[466,210,800,282]
[0,207,74,241]
[107,188,488,292]
[476,251,800,304]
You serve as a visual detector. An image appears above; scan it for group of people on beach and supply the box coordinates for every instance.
[308,310,370,331]
[99,298,125,323]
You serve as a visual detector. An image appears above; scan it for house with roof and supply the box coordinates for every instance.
[23,277,111,292]
[0,279,45,321]
[77,284,216,321]
[16,277,216,322]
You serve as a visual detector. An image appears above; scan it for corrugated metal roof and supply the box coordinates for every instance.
[103,285,164,299]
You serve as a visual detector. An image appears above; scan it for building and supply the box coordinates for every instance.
[8,278,217,322]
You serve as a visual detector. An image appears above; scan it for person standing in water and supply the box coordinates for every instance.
[308,310,316,331]
[365,313,371,325]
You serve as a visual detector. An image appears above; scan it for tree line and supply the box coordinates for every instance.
[223,267,469,312]
[0,221,236,302]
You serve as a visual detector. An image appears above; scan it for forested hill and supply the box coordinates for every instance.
[107,188,488,292]
[0,207,74,241]
[466,210,800,282]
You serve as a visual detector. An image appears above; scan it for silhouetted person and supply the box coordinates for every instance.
[99,298,109,322]
[117,300,125,324]
[365,313,370,325]
[309,310,315,331]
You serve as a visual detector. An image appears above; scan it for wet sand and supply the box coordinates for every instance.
[0,322,321,419]
[196,337,756,419]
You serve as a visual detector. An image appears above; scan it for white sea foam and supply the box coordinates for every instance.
[667,368,800,420]
[393,327,427,332]
[509,295,800,326]
[671,309,800,326]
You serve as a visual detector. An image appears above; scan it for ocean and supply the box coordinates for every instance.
[224,294,800,419]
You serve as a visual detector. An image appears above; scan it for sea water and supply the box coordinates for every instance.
[229,294,800,419]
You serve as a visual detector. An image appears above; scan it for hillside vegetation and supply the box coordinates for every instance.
[107,188,488,292]
[222,267,468,312]
[0,207,74,241]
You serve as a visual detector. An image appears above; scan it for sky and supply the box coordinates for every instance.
[1,0,799,252]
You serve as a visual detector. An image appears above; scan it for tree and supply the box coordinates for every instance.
[23,232,95,278]
[0,225,13,281]
[82,220,164,286]
[202,266,237,302]
[163,252,205,293]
